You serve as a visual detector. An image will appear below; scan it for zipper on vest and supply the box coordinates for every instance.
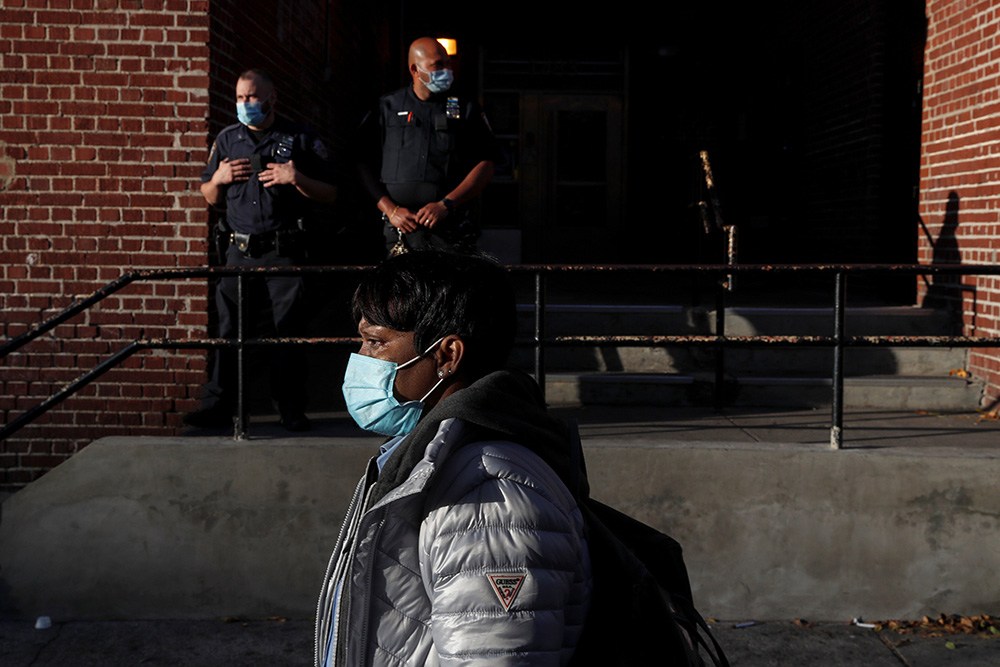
[314,465,371,667]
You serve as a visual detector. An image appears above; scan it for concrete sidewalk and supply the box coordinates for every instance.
[3,618,999,666]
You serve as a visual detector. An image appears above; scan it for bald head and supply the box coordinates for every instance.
[409,38,448,68]
[408,37,452,100]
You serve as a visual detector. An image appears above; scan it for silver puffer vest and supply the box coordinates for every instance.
[315,417,592,666]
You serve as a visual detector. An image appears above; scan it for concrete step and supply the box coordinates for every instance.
[543,372,983,410]
[7,430,999,620]
[517,304,957,336]
[719,347,967,376]
[514,345,968,376]
[515,303,974,409]
[721,306,956,336]
[731,374,983,410]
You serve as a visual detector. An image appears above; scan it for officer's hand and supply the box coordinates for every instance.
[389,207,420,233]
[260,160,298,187]
[416,201,449,229]
[213,158,251,185]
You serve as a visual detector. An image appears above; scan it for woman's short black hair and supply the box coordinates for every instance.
[352,250,517,378]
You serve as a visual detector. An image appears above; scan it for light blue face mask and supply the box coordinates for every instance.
[236,100,270,127]
[417,66,454,94]
[342,338,446,437]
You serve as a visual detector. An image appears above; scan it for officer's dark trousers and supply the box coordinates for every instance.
[201,245,308,416]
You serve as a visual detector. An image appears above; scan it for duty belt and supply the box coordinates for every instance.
[231,230,277,257]
[231,228,306,259]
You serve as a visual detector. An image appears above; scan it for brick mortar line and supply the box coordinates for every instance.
[922,132,1000,145]
[922,135,1000,147]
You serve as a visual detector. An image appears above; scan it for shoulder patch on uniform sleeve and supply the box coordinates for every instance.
[487,572,526,611]
[312,138,329,161]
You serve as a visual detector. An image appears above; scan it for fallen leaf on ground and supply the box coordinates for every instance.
[874,613,1000,638]
[978,409,1000,422]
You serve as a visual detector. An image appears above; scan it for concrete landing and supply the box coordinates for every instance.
[2,408,999,623]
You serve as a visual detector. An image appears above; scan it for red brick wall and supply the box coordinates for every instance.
[0,1,392,492]
[0,0,213,491]
[919,0,1000,408]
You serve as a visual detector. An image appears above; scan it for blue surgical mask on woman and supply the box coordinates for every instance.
[417,66,454,94]
[342,338,447,437]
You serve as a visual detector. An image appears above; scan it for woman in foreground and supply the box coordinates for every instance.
[315,250,591,667]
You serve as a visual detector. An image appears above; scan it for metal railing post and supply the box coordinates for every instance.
[534,270,546,401]
[235,272,249,440]
[830,271,846,449]
[715,276,726,410]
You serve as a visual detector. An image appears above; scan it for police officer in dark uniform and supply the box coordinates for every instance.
[358,37,501,254]
[184,68,337,431]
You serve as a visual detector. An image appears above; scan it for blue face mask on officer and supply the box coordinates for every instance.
[417,66,454,94]
[342,337,448,437]
[237,99,271,127]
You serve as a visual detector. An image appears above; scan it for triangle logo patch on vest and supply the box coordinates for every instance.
[486,572,526,611]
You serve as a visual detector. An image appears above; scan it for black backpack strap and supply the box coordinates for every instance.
[671,594,731,667]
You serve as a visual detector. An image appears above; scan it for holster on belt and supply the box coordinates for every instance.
[231,225,307,260]
[213,219,231,261]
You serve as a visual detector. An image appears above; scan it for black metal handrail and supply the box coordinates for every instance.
[3,263,999,447]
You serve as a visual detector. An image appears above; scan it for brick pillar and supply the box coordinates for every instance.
[919,0,1000,408]
[0,0,213,491]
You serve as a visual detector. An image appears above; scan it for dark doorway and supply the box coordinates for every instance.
[394,1,926,301]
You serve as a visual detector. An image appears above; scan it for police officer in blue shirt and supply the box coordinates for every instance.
[184,69,337,431]
[358,37,501,254]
